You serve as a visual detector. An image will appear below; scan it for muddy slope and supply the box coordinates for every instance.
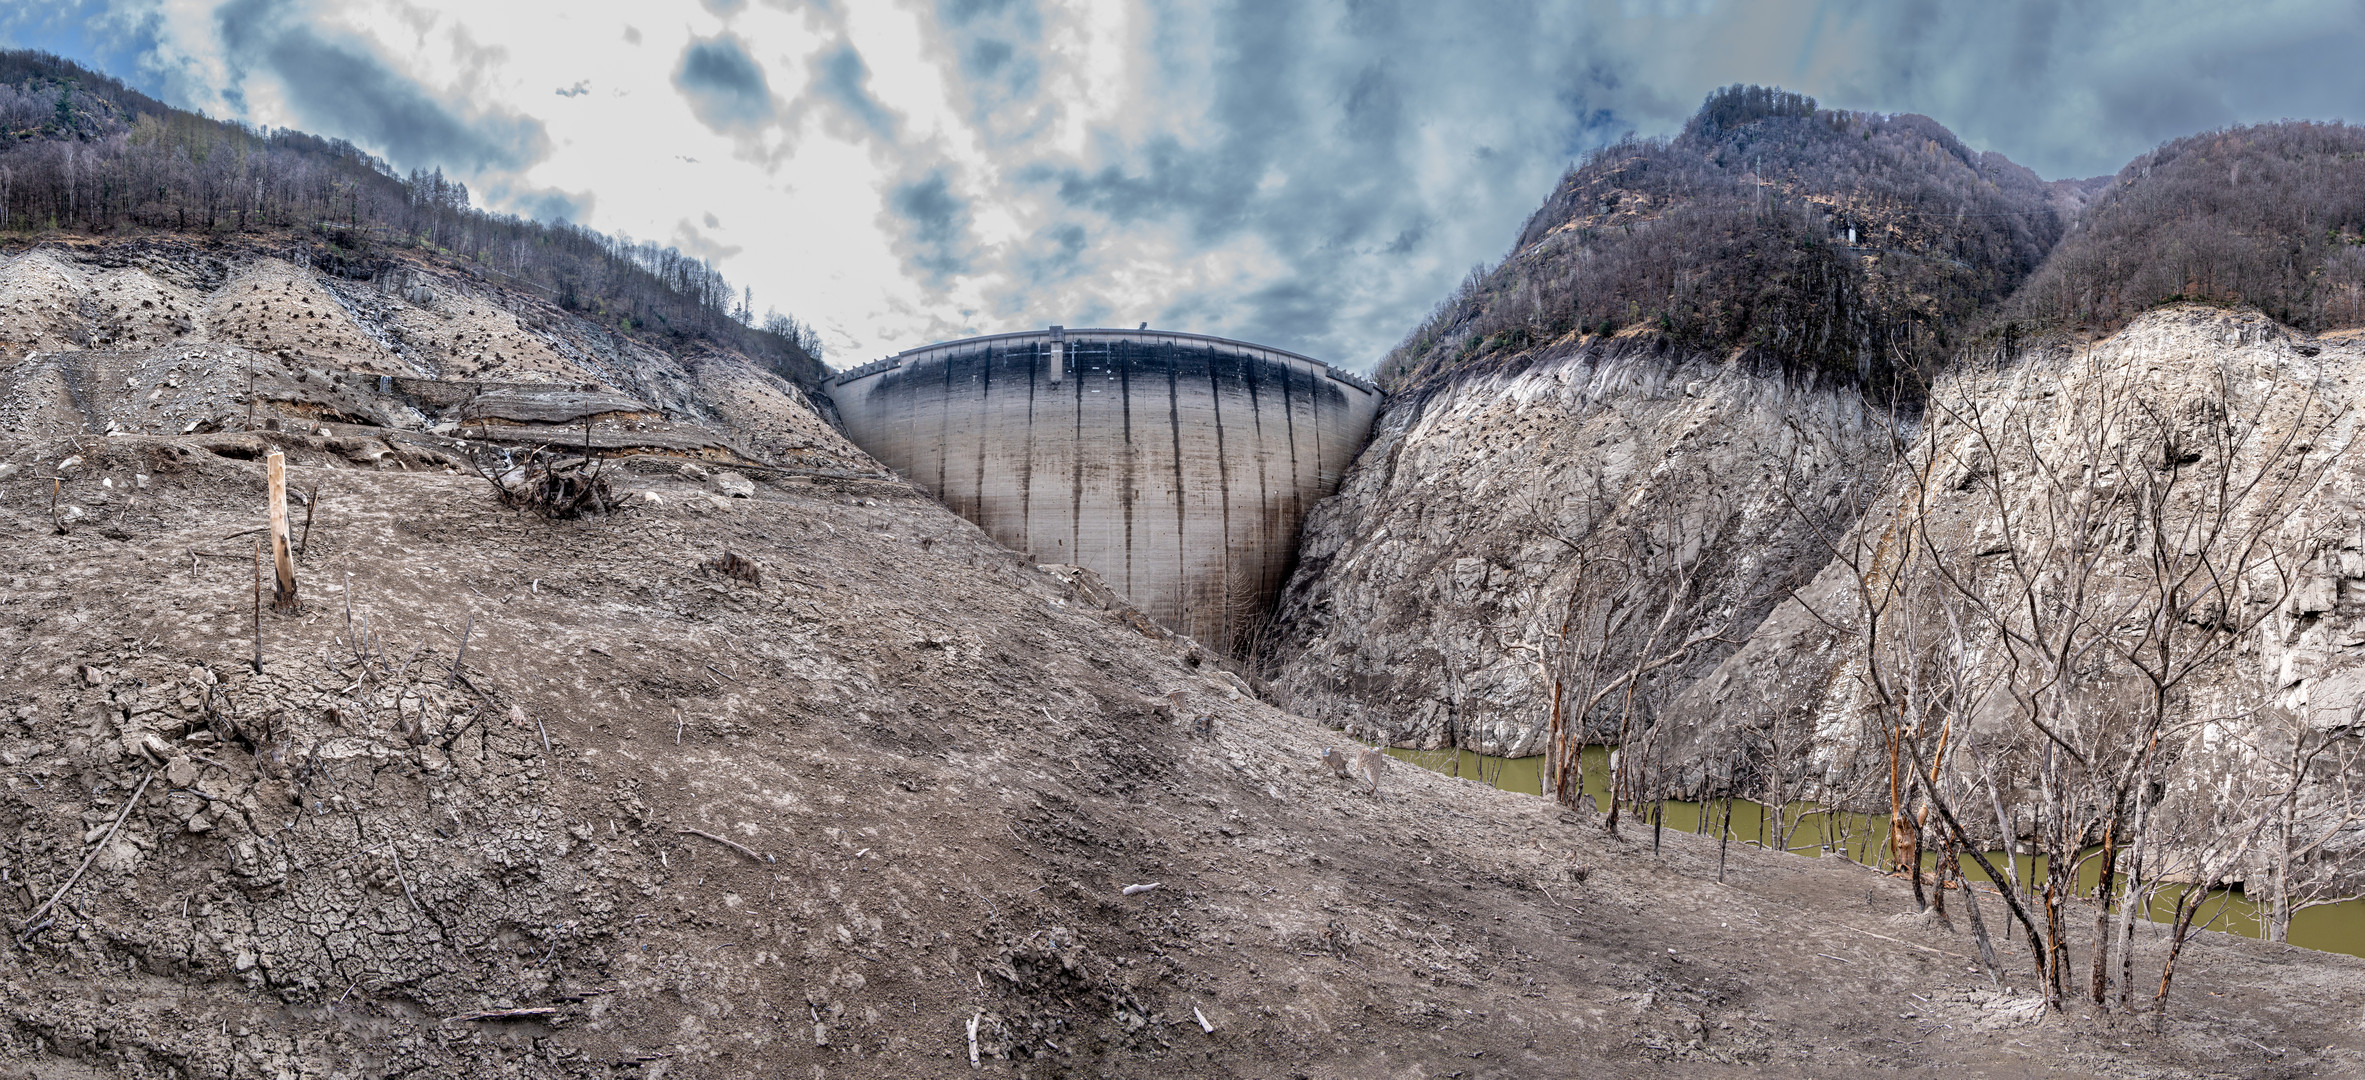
[0,425,2359,1077]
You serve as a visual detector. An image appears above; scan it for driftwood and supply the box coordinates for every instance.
[266,451,298,611]
[446,1007,559,1023]
[386,845,429,922]
[466,442,616,519]
[20,771,155,940]
[298,482,320,557]
[678,828,764,862]
[448,615,473,688]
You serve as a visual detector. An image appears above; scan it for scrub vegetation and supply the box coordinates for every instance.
[0,50,826,388]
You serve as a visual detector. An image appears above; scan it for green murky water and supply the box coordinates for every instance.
[1382,744,2365,961]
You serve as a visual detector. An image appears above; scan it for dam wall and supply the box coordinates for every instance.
[824,327,1383,650]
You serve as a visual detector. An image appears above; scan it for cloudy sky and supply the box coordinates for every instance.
[5,1,2361,370]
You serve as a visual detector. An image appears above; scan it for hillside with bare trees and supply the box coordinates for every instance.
[2005,123,2365,335]
[1268,91,2365,1022]
[0,50,826,390]
[1378,85,2090,390]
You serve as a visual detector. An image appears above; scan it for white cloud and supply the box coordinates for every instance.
[13,0,2364,370]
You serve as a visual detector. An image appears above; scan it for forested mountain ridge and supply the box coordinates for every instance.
[0,49,827,390]
[1382,85,2096,390]
[2005,121,2365,333]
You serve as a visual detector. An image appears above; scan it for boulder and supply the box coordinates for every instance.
[712,470,755,499]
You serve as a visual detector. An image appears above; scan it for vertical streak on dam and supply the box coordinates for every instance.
[823,328,1383,650]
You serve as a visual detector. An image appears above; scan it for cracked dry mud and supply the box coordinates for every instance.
[0,430,2361,1079]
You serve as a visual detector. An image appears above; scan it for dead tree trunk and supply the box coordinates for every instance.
[267,450,298,612]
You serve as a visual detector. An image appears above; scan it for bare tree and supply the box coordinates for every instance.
[1781,332,2344,1018]
[2248,708,2365,943]
[1532,468,1739,833]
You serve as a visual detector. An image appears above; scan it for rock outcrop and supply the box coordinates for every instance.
[1669,305,2365,796]
[1266,86,2075,763]
[1267,337,1884,755]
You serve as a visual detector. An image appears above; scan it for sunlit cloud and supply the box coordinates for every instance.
[5,0,2359,369]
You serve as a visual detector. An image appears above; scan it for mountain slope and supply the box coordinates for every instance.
[1265,87,2064,761]
[0,58,2356,1074]
[1657,128,2365,908]
[1383,85,2080,390]
[0,49,826,392]
[2004,122,2365,334]
[0,238,852,471]
[1,421,2359,1078]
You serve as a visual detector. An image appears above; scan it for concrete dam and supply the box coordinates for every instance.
[823,327,1383,650]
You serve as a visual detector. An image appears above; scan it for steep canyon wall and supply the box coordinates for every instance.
[1266,338,1887,756]
[1670,307,2365,801]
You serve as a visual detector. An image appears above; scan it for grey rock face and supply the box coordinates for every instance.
[1267,340,1885,757]
[710,470,756,499]
[1668,308,2365,806]
[1272,306,2365,901]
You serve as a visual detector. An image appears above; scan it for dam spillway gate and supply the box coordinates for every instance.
[823,327,1383,651]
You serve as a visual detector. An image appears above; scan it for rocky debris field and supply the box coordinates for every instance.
[0,240,846,470]
[0,427,2359,1078]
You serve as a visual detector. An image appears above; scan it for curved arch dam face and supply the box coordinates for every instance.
[824,329,1383,651]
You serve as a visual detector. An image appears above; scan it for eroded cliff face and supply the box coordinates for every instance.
[1667,306,2365,807]
[1265,338,1887,756]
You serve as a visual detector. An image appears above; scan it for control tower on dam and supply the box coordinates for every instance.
[823,327,1383,651]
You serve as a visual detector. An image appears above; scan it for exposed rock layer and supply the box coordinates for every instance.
[1671,307,2365,800]
[1268,337,1884,755]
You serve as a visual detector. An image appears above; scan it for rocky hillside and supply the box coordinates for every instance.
[2005,122,2365,334]
[5,226,2342,1080]
[1267,88,2069,761]
[1267,109,2365,956]
[1669,303,2365,817]
[0,239,854,474]
[1381,84,2088,390]
[1267,339,1884,757]
[0,48,827,391]
[0,51,848,479]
